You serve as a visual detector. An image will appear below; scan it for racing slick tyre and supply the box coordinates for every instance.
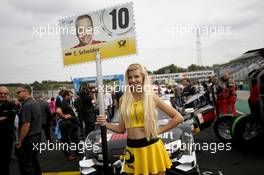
[232,114,260,144]
[213,114,235,142]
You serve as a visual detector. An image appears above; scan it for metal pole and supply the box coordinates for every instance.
[95,51,109,175]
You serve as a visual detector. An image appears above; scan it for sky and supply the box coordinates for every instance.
[0,0,263,83]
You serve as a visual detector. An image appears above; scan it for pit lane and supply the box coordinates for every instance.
[10,91,264,175]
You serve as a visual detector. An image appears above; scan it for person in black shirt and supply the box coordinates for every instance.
[55,90,64,108]
[114,88,123,108]
[37,98,52,142]
[77,87,96,137]
[16,85,42,175]
[57,90,79,161]
[181,78,196,102]
[0,86,17,175]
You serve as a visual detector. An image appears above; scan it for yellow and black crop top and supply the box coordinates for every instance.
[123,100,145,128]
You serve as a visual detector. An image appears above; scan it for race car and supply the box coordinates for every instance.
[79,107,200,175]
[163,94,216,134]
[183,94,216,131]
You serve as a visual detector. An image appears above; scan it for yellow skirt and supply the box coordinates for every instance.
[124,138,172,175]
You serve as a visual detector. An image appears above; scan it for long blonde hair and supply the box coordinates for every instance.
[120,63,158,138]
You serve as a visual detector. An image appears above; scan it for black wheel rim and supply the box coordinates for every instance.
[218,120,232,140]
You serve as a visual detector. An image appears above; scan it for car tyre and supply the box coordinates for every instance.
[213,115,235,142]
[232,114,260,144]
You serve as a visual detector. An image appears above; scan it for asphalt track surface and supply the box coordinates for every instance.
[195,127,264,175]
[10,91,264,175]
[10,128,264,175]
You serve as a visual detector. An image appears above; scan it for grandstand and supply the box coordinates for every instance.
[219,48,264,81]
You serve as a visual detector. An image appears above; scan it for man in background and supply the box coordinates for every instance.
[16,85,42,175]
[57,90,79,161]
[76,87,96,138]
[181,78,196,102]
[37,97,52,142]
[0,86,17,175]
[215,73,237,116]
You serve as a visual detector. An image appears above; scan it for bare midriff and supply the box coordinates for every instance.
[127,127,147,139]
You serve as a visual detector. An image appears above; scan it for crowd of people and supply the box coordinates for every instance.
[0,85,42,175]
[0,70,240,175]
[154,73,238,117]
[0,83,125,175]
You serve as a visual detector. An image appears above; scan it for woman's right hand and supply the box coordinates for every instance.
[96,115,107,125]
